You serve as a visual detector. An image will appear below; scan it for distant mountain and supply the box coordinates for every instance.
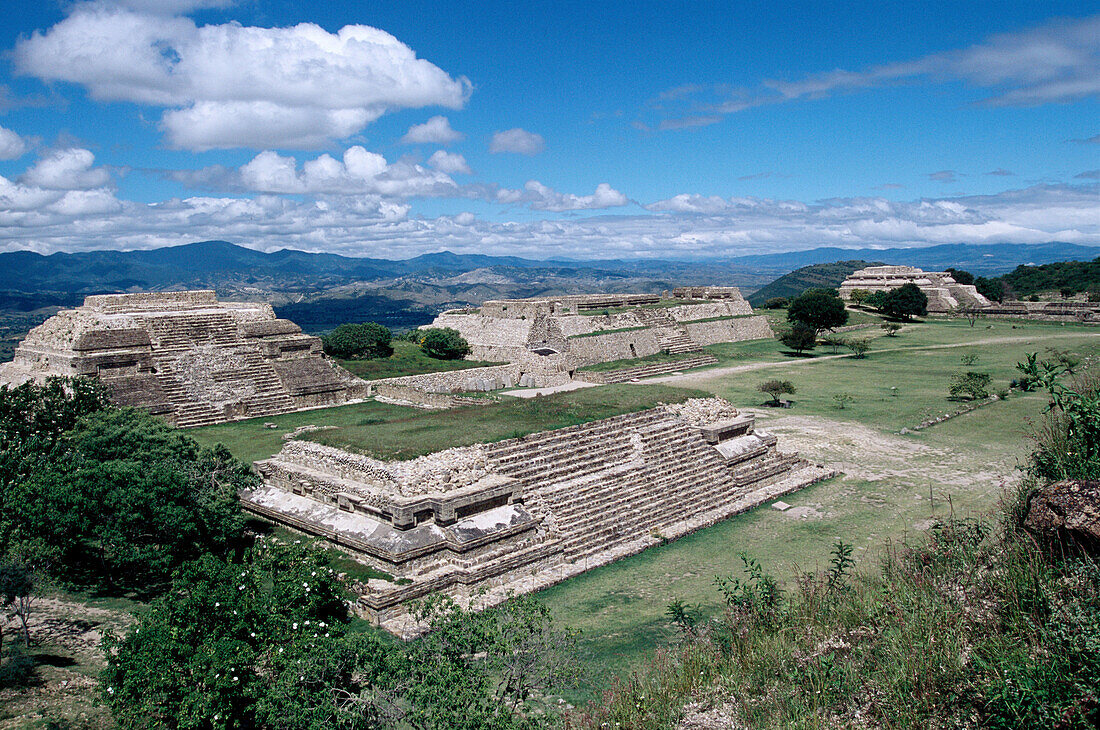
[747,261,878,307]
[724,242,1100,275]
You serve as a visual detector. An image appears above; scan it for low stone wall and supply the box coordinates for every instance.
[370,364,521,394]
[669,301,753,320]
[684,315,772,346]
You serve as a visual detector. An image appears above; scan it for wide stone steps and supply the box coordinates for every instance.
[577,355,718,384]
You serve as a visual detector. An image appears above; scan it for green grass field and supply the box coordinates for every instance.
[334,340,500,380]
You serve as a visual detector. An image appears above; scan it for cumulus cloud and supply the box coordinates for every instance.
[427,150,471,175]
[0,126,27,160]
[645,14,1100,130]
[489,128,545,155]
[20,149,111,190]
[14,3,471,150]
[502,181,630,212]
[233,147,459,197]
[401,116,464,145]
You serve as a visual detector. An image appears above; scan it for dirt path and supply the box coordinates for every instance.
[643,332,1100,386]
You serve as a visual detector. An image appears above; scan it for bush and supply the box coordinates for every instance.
[777,323,817,355]
[848,289,872,308]
[787,289,849,333]
[763,297,789,309]
[846,337,871,358]
[417,327,471,360]
[881,322,902,337]
[321,322,393,359]
[949,371,992,400]
[757,379,795,406]
[820,333,848,354]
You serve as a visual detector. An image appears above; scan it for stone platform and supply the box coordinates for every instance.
[245,397,835,636]
[0,290,368,427]
[839,265,989,312]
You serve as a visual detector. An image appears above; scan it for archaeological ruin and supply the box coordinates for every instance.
[425,287,773,376]
[243,397,834,636]
[838,265,990,312]
[0,291,368,427]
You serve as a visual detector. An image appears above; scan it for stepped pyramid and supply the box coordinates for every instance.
[0,290,368,427]
[245,397,835,636]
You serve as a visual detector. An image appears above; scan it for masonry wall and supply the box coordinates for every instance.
[565,329,663,363]
[683,315,773,346]
[371,364,522,393]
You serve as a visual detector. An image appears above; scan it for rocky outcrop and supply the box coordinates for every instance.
[1024,479,1100,553]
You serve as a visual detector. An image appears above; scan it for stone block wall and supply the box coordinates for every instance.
[565,328,663,364]
[683,315,773,346]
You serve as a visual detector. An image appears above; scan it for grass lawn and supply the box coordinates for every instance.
[190,382,709,463]
[335,340,500,380]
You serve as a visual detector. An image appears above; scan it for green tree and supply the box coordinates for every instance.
[846,338,871,358]
[322,322,393,360]
[975,276,1004,303]
[877,283,928,320]
[758,380,796,406]
[848,289,872,308]
[945,268,975,285]
[881,322,902,337]
[418,327,471,360]
[787,289,849,333]
[0,560,34,659]
[777,323,817,355]
[763,297,789,309]
[820,333,849,354]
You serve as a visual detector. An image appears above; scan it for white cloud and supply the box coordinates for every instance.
[0,126,27,160]
[401,116,464,145]
[235,147,459,197]
[513,181,629,212]
[489,128,545,155]
[427,150,472,175]
[14,3,471,150]
[20,149,111,190]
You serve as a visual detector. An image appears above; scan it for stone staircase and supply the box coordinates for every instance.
[576,354,718,384]
[141,311,242,352]
[635,308,701,354]
[484,409,802,563]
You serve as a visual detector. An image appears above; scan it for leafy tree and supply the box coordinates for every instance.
[820,333,849,354]
[418,327,471,360]
[846,338,871,358]
[848,289,872,308]
[975,276,1005,303]
[777,323,817,355]
[832,393,854,409]
[1060,287,1075,299]
[0,404,251,594]
[945,268,975,286]
[949,371,992,401]
[787,289,849,333]
[322,322,393,360]
[876,283,927,320]
[865,290,888,310]
[881,322,902,337]
[763,297,789,309]
[0,560,34,659]
[758,380,796,406]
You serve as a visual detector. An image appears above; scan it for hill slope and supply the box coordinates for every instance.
[746,261,877,306]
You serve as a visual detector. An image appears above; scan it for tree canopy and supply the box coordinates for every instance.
[417,327,471,360]
[876,283,928,320]
[786,289,849,333]
[322,322,393,360]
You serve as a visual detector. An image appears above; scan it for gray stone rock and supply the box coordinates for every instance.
[1024,479,1100,554]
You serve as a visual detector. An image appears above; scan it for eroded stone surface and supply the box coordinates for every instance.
[1024,479,1100,552]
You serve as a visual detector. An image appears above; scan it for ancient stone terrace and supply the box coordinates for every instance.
[839,265,990,312]
[0,290,368,427]
[245,398,834,636]
[428,289,773,368]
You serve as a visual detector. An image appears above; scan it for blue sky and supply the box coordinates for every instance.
[0,0,1097,259]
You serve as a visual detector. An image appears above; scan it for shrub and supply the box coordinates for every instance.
[846,337,871,358]
[820,333,848,354]
[949,371,992,400]
[757,379,795,406]
[881,322,902,337]
[832,393,854,409]
[848,289,872,308]
[417,327,471,360]
[787,289,849,333]
[763,297,789,309]
[321,322,393,359]
[777,322,817,354]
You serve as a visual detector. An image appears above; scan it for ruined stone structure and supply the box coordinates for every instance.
[839,265,990,312]
[427,290,773,368]
[244,398,834,635]
[0,291,368,427]
[972,300,1100,323]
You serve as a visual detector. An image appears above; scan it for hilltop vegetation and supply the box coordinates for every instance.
[746,261,875,307]
[998,257,1100,297]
